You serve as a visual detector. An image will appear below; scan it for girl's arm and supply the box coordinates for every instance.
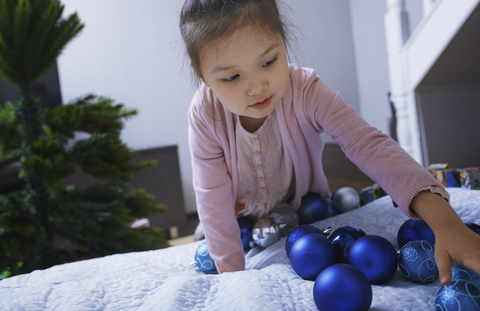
[410,191,480,285]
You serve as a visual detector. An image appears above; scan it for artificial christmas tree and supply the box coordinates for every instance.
[0,0,168,277]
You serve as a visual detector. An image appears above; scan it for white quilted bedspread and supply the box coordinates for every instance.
[1,188,479,310]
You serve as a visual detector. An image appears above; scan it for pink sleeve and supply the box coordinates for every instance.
[188,90,244,273]
[295,66,444,218]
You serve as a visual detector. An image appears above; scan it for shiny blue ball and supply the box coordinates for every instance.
[398,240,438,284]
[285,224,324,258]
[348,235,398,284]
[329,226,367,263]
[194,242,217,274]
[237,217,255,252]
[466,222,480,236]
[435,280,480,311]
[297,192,329,224]
[290,233,337,280]
[314,263,372,311]
[452,264,480,287]
[397,219,435,248]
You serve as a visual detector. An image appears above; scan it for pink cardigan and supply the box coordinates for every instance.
[188,63,441,273]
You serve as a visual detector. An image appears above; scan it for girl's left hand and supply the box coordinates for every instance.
[410,191,480,285]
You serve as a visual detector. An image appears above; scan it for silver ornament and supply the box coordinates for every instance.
[252,217,281,248]
[268,202,299,237]
[333,187,360,213]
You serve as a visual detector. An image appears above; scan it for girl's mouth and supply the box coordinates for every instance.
[249,96,272,110]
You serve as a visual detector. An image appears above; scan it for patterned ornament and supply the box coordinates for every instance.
[297,192,329,224]
[398,240,438,284]
[285,224,332,258]
[397,219,435,248]
[435,279,480,311]
[237,217,256,252]
[333,187,360,213]
[348,235,398,284]
[268,202,299,237]
[194,242,217,274]
[290,233,337,280]
[452,264,480,287]
[466,222,480,236]
[314,263,372,311]
[251,217,281,248]
[329,226,367,263]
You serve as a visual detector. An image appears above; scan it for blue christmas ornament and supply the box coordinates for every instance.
[314,263,372,311]
[397,219,435,248]
[398,240,438,284]
[290,233,337,280]
[325,198,339,218]
[435,279,480,311]
[194,242,217,274]
[348,235,398,284]
[329,226,367,263]
[466,222,480,236]
[285,224,325,258]
[452,264,480,287]
[297,192,329,224]
[237,217,255,252]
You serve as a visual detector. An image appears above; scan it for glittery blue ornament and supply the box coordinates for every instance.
[435,279,480,311]
[398,240,438,284]
[329,226,367,263]
[285,224,325,258]
[290,233,337,280]
[297,192,329,224]
[237,217,255,252]
[194,242,217,274]
[452,264,480,287]
[314,263,372,311]
[348,235,398,284]
[466,222,480,236]
[397,219,435,248]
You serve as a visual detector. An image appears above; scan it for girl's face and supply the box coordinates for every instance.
[199,27,290,122]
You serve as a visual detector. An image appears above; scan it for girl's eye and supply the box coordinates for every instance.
[262,56,277,67]
[221,74,239,83]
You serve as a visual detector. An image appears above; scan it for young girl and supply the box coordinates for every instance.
[180,0,480,284]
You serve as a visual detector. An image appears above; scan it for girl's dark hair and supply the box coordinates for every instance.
[180,0,293,83]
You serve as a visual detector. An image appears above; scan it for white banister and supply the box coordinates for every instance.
[384,0,423,164]
[422,0,436,16]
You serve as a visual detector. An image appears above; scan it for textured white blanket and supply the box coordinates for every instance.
[1,188,479,310]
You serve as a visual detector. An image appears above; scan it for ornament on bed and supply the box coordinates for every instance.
[289,233,337,280]
[348,235,398,284]
[332,187,361,213]
[398,240,438,284]
[251,217,281,248]
[237,217,256,252]
[193,242,218,274]
[466,222,480,236]
[313,263,372,311]
[268,202,300,237]
[435,279,480,311]
[397,219,435,248]
[451,264,480,287]
[329,226,367,263]
[285,224,332,258]
[297,192,329,224]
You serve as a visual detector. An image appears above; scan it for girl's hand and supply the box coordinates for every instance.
[410,191,480,285]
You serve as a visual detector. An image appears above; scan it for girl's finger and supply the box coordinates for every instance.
[435,247,452,285]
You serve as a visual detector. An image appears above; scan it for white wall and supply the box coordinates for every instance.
[348,0,423,137]
[58,0,359,214]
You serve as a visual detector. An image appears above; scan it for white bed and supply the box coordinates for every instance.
[1,187,479,310]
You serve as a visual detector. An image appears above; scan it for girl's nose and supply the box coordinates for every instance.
[247,77,268,96]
